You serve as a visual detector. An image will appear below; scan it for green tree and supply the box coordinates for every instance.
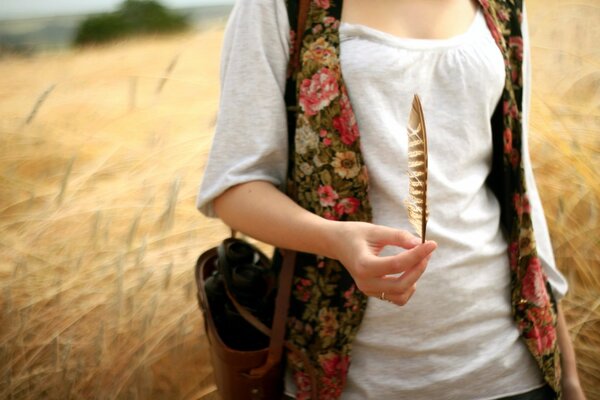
[74,0,189,46]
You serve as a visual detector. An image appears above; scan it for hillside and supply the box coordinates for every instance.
[0,5,232,53]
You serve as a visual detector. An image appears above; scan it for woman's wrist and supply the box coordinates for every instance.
[309,218,347,260]
[561,366,584,393]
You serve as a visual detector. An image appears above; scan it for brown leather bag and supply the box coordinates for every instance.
[195,234,317,400]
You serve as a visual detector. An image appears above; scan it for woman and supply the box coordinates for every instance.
[197,0,585,398]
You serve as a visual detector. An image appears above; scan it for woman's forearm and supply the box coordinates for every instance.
[213,180,339,258]
[557,303,586,399]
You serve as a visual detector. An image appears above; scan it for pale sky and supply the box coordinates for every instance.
[0,0,235,19]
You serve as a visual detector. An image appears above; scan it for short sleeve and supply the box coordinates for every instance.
[521,4,569,300]
[196,0,291,217]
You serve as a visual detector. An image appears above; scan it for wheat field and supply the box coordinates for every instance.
[0,1,598,399]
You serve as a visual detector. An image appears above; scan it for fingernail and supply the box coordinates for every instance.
[410,237,421,246]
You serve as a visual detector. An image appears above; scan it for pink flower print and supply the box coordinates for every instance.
[319,128,332,146]
[319,376,343,400]
[314,0,330,9]
[503,127,513,154]
[497,9,510,22]
[293,371,313,400]
[343,285,360,311]
[503,101,519,118]
[343,285,355,300]
[318,185,339,207]
[323,210,338,221]
[323,16,336,26]
[512,68,520,84]
[318,352,349,378]
[332,88,360,145]
[521,257,550,307]
[334,197,360,216]
[509,36,524,61]
[514,192,523,217]
[525,309,556,356]
[522,194,531,214]
[299,67,339,116]
[515,193,531,217]
[295,278,312,302]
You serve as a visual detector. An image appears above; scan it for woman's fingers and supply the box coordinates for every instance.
[358,240,437,278]
[367,224,422,250]
[384,284,417,306]
[384,253,431,293]
[361,253,432,298]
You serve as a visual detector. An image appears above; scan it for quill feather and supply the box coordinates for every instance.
[403,94,429,243]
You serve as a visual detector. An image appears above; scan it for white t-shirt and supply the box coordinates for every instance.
[196,1,568,398]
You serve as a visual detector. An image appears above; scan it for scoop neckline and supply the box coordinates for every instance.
[340,7,484,50]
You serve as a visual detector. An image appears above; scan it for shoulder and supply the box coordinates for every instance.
[230,0,289,25]
[226,0,291,48]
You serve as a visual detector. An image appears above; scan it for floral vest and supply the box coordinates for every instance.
[281,1,561,399]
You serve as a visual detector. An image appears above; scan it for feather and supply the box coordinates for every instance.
[403,94,429,243]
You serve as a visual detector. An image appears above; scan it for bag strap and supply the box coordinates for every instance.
[247,249,295,374]
[289,0,311,75]
[223,245,318,397]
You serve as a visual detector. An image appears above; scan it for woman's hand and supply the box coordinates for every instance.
[329,221,437,306]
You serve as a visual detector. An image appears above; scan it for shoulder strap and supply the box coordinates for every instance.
[284,0,311,199]
[224,248,318,396]
[289,0,311,75]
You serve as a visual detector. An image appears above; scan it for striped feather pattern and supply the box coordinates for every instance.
[403,94,429,243]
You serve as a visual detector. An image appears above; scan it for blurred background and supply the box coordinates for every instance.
[0,0,598,399]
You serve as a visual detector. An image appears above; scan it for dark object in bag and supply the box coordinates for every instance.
[195,236,297,400]
[204,238,276,350]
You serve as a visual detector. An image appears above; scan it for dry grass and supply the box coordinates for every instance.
[0,28,228,399]
[0,1,598,399]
